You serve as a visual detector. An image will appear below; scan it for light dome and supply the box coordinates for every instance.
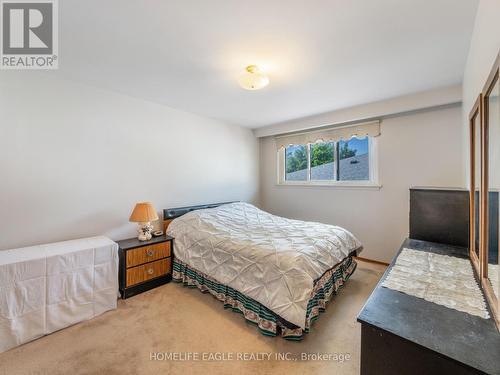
[238,65,269,90]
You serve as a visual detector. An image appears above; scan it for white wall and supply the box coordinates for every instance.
[254,85,462,138]
[462,0,500,185]
[260,106,464,263]
[0,73,259,250]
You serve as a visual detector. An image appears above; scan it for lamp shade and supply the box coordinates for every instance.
[129,202,159,223]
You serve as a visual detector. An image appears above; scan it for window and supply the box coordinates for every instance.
[280,136,379,187]
[285,145,308,181]
[338,137,369,181]
[310,142,335,180]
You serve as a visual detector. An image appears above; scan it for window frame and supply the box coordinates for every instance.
[277,136,381,189]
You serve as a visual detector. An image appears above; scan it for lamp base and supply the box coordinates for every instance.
[137,222,153,241]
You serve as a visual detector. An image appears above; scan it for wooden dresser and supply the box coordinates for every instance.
[357,188,500,374]
[358,238,500,375]
[117,234,173,299]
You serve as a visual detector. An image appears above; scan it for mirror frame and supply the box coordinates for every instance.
[469,94,482,277]
[481,51,500,330]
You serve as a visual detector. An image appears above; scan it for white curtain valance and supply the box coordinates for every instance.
[274,121,380,149]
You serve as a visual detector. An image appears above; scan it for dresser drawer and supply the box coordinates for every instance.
[126,258,171,287]
[126,241,171,268]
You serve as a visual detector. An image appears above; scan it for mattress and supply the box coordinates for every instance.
[167,202,362,328]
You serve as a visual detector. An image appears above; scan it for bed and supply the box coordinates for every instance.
[164,202,362,339]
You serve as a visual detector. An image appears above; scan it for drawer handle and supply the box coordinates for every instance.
[146,249,154,257]
[147,268,154,275]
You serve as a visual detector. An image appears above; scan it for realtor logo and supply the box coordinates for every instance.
[1,0,58,69]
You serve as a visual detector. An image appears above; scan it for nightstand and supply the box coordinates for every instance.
[117,234,174,299]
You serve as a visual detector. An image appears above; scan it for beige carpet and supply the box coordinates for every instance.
[0,261,385,375]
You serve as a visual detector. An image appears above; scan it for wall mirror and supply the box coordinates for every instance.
[482,52,500,329]
[469,95,482,275]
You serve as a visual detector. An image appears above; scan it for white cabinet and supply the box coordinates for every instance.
[0,236,118,352]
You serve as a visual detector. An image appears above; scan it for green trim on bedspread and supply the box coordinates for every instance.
[172,256,357,340]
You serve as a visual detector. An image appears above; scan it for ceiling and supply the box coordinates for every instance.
[53,0,478,128]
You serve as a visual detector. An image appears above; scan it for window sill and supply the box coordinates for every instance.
[275,182,382,190]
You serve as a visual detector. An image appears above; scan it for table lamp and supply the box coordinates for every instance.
[129,202,159,241]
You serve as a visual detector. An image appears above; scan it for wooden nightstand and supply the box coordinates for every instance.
[117,234,174,299]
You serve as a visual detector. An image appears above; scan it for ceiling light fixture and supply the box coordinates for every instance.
[238,65,269,90]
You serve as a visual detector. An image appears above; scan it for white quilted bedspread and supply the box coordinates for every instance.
[167,202,362,328]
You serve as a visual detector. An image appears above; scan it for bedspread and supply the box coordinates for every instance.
[167,202,361,328]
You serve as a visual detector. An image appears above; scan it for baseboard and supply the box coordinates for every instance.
[354,256,389,266]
